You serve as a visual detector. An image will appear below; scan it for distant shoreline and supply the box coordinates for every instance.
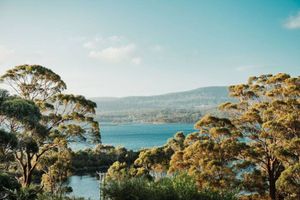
[99,122,195,126]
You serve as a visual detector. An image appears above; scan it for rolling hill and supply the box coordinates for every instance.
[92,86,233,123]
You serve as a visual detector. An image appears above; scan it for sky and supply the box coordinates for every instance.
[0,0,299,97]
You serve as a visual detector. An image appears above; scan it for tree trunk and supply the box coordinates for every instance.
[21,152,34,187]
[24,170,33,187]
[21,165,27,187]
[21,167,33,187]
[269,175,276,200]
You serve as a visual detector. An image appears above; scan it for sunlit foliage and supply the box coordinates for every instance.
[0,65,100,191]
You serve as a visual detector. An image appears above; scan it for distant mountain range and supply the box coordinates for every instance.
[92,86,233,123]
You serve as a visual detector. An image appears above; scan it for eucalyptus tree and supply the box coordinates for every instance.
[134,146,174,173]
[0,90,45,186]
[107,160,151,182]
[169,115,245,191]
[39,146,73,197]
[219,73,300,199]
[0,65,100,187]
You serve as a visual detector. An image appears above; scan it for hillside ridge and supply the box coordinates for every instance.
[92,86,233,123]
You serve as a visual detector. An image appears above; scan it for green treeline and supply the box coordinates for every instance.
[71,145,138,174]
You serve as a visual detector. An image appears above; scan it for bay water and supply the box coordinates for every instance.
[68,123,195,200]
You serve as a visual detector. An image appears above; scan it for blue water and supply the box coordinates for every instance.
[101,123,195,150]
[68,176,99,200]
[68,123,195,199]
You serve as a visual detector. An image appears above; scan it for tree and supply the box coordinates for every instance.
[0,65,100,187]
[219,73,300,199]
[0,129,17,171]
[134,146,173,173]
[169,115,244,191]
[39,146,73,197]
[0,92,44,187]
[106,161,148,181]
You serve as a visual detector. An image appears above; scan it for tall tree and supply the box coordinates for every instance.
[169,115,244,191]
[0,91,43,187]
[0,64,100,187]
[219,73,300,199]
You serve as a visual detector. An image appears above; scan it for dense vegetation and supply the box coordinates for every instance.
[71,144,138,174]
[102,174,237,200]
[0,65,299,200]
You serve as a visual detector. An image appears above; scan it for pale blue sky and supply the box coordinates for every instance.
[0,0,299,97]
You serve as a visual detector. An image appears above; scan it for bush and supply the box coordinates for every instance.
[0,173,21,191]
[102,174,237,200]
[0,173,21,200]
[102,177,152,200]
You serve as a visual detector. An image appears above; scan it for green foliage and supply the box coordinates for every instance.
[0,182,82,200]
[0,64,66,101]
[102,174,237,200]
[0,184,40,200]
[276,163,300,199]
[107,161,131,181]
[169,114,244,191]
[0,91,45,187]
[0,129,17,165]
[134,146,173,172]
[221,73,300,199]
[103,177,151,200]
[0,65,100,189]
[49,93,100,142]
[39,147,73,196]
[72,145,138,174]
[166,132,185,151]
[168,173,199,199]
[0,173,21,199]
[241,169,268,196]
[10,187,39,200]
[0,98,41,127]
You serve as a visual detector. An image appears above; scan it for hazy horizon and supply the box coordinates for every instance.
[90,85,228,98]
[0,0,299,97]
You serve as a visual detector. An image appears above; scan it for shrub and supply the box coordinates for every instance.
[102,174,237,200]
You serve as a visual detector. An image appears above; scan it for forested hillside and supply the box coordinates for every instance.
[93,86,233,123]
